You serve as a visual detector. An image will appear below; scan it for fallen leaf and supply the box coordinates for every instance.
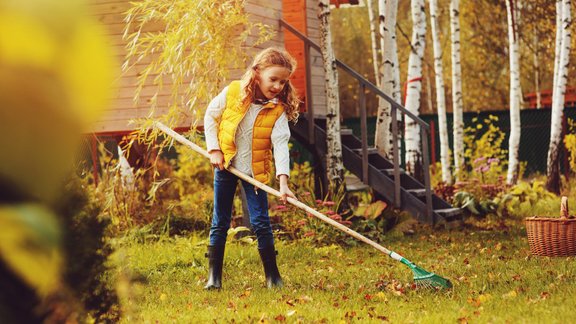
[286,310,296,317]
[274,314,286,322]
[502,290,517,299]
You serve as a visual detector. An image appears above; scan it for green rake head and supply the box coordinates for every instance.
[391,252,452,291]
[411,264,452,290]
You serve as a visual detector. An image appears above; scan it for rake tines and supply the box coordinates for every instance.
[412,265,453,290]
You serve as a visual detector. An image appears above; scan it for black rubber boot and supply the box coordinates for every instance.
[204,245,225,290]
[258,245,283,288]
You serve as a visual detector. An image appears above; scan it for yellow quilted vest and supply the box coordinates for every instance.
[218,80,285,184]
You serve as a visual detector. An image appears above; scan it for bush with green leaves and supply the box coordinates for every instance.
[54,174,121,322]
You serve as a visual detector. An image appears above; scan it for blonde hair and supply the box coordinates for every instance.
[240,47,300,122]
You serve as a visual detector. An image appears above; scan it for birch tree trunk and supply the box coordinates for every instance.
[375,0,399,157]
[533,32,541,109]
[319,0,345,184]
[552,0,563,109]
[546,0,572,194]
[506,0,522,185]
[450,0,464,180]
[429,0,452,184]
[367,0,381,87]
[404,0,426,175]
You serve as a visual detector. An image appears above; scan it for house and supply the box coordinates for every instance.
[87,0,462,225]
[88,0,361,136]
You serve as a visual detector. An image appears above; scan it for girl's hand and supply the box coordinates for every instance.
[209,150,224,170]
[279,185,297,204]
[278,174,297,204]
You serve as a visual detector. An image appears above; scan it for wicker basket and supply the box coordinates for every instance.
[525,197,576,257]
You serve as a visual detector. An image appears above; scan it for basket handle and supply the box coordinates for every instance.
[561,196,569,219]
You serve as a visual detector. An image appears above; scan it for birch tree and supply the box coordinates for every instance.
[450,0,464,180]
[533,32,542,109]
[505,0,522,185]
[429,0,452,184]
[375,0,399,157]
[319,0,345,184]
[404,0,427,175]
[366,0,381,86]
[552,0,563,109]
[546,0,572,194]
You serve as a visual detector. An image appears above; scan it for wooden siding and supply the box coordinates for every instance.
[306,0,327,117]
[88,0,283,134]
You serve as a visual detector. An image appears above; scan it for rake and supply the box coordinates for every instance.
[154,122,452,291]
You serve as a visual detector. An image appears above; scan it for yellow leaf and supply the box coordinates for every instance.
[0,204,62,296]
[502,290,517,299]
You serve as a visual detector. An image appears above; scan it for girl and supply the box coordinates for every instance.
[203,47,300,290]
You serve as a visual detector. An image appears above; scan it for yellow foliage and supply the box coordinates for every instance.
[0,0,116,202]
[564,134,576,172]
[123,0,274,148]
[0,204,62,296]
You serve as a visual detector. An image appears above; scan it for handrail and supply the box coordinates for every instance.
[280,19,429,131]
[280,19,433,222]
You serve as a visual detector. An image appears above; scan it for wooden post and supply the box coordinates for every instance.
[91,135,99,186]
[430,119,436,164]
[421,129,434,223]
[563,112,570,181]
[359,83,369,183]
[305,42,315,145]
[391,105,401,208]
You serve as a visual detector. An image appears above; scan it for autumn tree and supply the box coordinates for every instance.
[505,0,522,185]
[319,0,346,185]
[404,0,427,175]
[546,0,572,194]
[430,0,452,184]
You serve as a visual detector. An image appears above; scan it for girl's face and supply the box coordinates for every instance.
[256,65,291,100]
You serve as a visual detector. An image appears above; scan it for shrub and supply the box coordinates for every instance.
[54,174,121,322]
[564,118,576,173]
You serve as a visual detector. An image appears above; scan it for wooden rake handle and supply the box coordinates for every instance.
[561,196,569,219]
[154,121,393,255]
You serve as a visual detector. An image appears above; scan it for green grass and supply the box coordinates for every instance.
[115,222,576,323]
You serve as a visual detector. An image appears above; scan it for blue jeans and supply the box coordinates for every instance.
[209,168,275,249]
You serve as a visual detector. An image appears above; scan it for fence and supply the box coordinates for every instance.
[343,106,576,176]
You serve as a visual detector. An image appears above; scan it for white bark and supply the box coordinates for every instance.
[533,32,541,109]
[506,0,522,185]
[547,0,572,193]
[552,0,563,109]
[404,0,426,175]
[367,0,381,87]
[319,0,345,183]
[450,0,464,180]
[429,0,452,184]
[375,0,399,157]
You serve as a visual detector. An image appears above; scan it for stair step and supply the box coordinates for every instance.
[407,188,426,197]
[379,168,405,176]
[352,147,378,155]
[434,208,462,218]
[344,174,369,191]
[341,128,354,136]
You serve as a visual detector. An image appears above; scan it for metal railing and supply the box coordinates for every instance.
[280,19,434,221]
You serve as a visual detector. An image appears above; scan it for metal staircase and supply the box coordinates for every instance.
[280,19,463,225]
[290,117,462,224]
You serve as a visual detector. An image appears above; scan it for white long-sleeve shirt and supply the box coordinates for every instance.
[204,86,291,178]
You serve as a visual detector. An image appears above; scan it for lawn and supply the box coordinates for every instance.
[115,221,575,323]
